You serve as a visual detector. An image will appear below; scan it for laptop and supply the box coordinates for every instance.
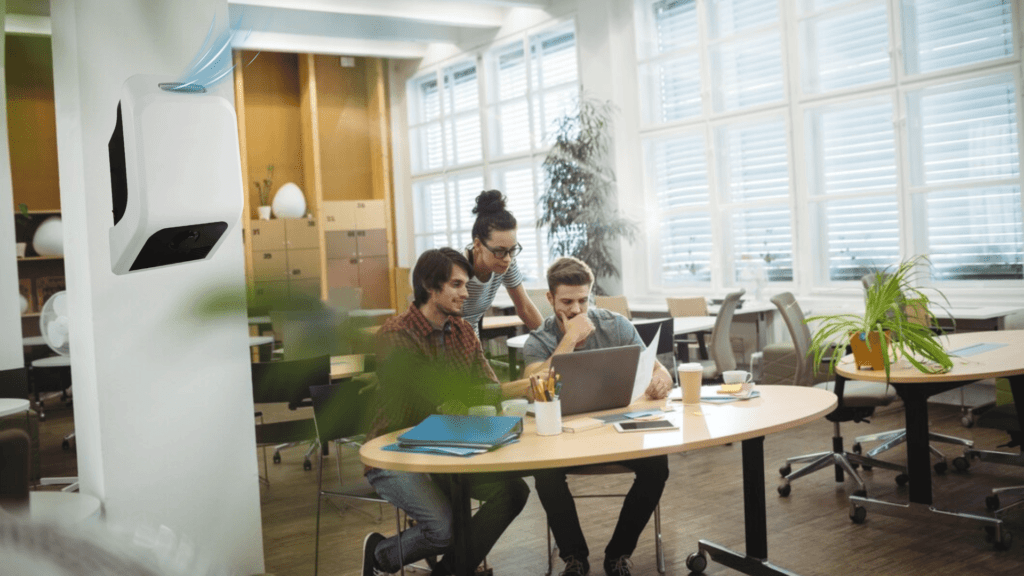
[549,344,643,416]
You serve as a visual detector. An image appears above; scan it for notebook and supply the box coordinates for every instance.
[551,344,643,416]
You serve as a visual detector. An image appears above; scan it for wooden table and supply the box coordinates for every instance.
[362,385,837,575]
[836,330,1024,546]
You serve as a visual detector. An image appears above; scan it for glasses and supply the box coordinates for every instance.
[481,242,522,259]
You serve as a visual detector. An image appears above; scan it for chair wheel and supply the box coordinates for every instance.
[850,462,859,470]
[686,552,707,573]
[778,483,791,497]
[273,453,281,464]
[952,457,970,472]
[852,443,862,454]
[862,464,873,471]
[995,530,1013,550]
[850,505,867,524]
[853,489,867,498]
[303,458,312,471]
[62,439,71,451]
[895,474,909,487]
[779,464,791,477]
[986,495,1001,511]
[962,415,975,428]
[933,461,947,475]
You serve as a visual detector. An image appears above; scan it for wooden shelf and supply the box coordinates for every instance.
[17,255,63,261]
[19,209,61,215]
[21,313,41,318]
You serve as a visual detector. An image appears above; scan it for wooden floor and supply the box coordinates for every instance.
[37,395,1024,575]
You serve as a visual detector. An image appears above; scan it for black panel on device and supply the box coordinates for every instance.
[128,222,228,271]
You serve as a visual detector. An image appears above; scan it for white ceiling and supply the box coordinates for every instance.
[4,0,553,58]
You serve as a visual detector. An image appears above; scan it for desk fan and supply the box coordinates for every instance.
[40,290,70,357]
[38,290,76,457]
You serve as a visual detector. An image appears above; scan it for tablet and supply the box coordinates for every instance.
[613,420,678,433]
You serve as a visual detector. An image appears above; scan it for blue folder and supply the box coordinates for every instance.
[397,414,523,450]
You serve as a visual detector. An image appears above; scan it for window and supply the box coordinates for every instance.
[408,21,580,284]
[636,0,1023,289]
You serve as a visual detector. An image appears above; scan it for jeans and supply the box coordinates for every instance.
[534,455,669,562]
[366,468,530,574]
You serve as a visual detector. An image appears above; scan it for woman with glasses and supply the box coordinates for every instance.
[461,190,544,337]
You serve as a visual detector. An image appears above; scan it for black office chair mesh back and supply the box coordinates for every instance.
[252,355,331,408]
[309,379,376,446]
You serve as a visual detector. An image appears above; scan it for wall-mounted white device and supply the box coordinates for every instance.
[108,75,243,274]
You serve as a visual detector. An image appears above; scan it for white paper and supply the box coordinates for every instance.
[631,326,660,402]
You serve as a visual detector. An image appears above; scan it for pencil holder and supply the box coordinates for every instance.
[534,399,562,436]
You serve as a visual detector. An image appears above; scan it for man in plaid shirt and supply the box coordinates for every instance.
[362,247,530,576]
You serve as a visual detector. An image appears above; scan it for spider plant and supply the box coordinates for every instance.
[806,255,954,380]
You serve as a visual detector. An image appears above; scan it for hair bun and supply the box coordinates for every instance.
[473,189,506,215]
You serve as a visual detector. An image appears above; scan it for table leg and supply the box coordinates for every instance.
[449,474,473,576]
[694,436,801,576]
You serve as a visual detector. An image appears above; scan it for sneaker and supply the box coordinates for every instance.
[560,555,589,576]
[362,532,388,576]
[603,555,633,576]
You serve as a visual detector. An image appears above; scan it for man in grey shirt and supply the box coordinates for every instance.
[522,257,672,576]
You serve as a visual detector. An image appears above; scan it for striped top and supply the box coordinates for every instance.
[461,254,524,336]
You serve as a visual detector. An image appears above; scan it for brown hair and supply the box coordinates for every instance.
[413,248,472,306]
[546,257,594,294]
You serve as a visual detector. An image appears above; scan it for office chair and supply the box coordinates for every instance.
[852,274,976,472]
[632,317,677,379]
[545,465,665,575]
[595,295,632,320]
[666,296,710,362]
[770,292,906,498]
[696,289,744,383]
[961,383,1024,515]
[251,356,329,481]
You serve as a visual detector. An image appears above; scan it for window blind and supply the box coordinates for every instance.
[711,32,785,111]
[718,119,790,202]
[800,1,891,94]
[910,75,1019,185]
[822,195,901,280]
[660,212,713,283]
[443,63,482,166]
[919,185,1023,280]
[492,164,547,283]
[731,207,793,281]
[902,0,1014,75]
[709,0,778,39]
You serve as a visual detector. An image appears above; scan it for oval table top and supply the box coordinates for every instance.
[360,385,837,474]
[0,398,31,418]
[835,329,1024,384]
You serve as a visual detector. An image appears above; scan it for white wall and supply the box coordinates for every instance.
[0,2,26,374]
[49,1,263,572]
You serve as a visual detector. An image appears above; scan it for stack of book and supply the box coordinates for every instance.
[383,414,523,457]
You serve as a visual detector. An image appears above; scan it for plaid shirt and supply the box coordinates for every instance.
[366,303,498,443]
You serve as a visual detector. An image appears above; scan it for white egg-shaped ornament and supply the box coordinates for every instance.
[272,182,307,219]
[32,216,64,256]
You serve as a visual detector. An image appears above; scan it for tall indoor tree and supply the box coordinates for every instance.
[538,96,637,295]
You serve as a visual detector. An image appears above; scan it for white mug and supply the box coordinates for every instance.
[501,399,529,417]
[722,370,754,385]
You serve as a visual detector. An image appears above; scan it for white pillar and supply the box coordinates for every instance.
[49,1,263,572]
[1,2,27,377]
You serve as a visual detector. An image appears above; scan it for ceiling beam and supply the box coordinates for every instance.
[231,31,429,59]
[229,0,505,29]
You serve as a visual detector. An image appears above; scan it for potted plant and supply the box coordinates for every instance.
[806,255,954,380]
[14,203,31,258]
[537,96,638,295]
[254,164,274,220]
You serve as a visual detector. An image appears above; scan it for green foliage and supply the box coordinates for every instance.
[538,96,638,295]
[254,164,275,206]
[806,255,954,381]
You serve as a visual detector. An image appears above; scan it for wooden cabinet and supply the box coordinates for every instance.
[234,51,396,310]
[14,211,65,335]
[323,200,389,309]
[251,218,323,304]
